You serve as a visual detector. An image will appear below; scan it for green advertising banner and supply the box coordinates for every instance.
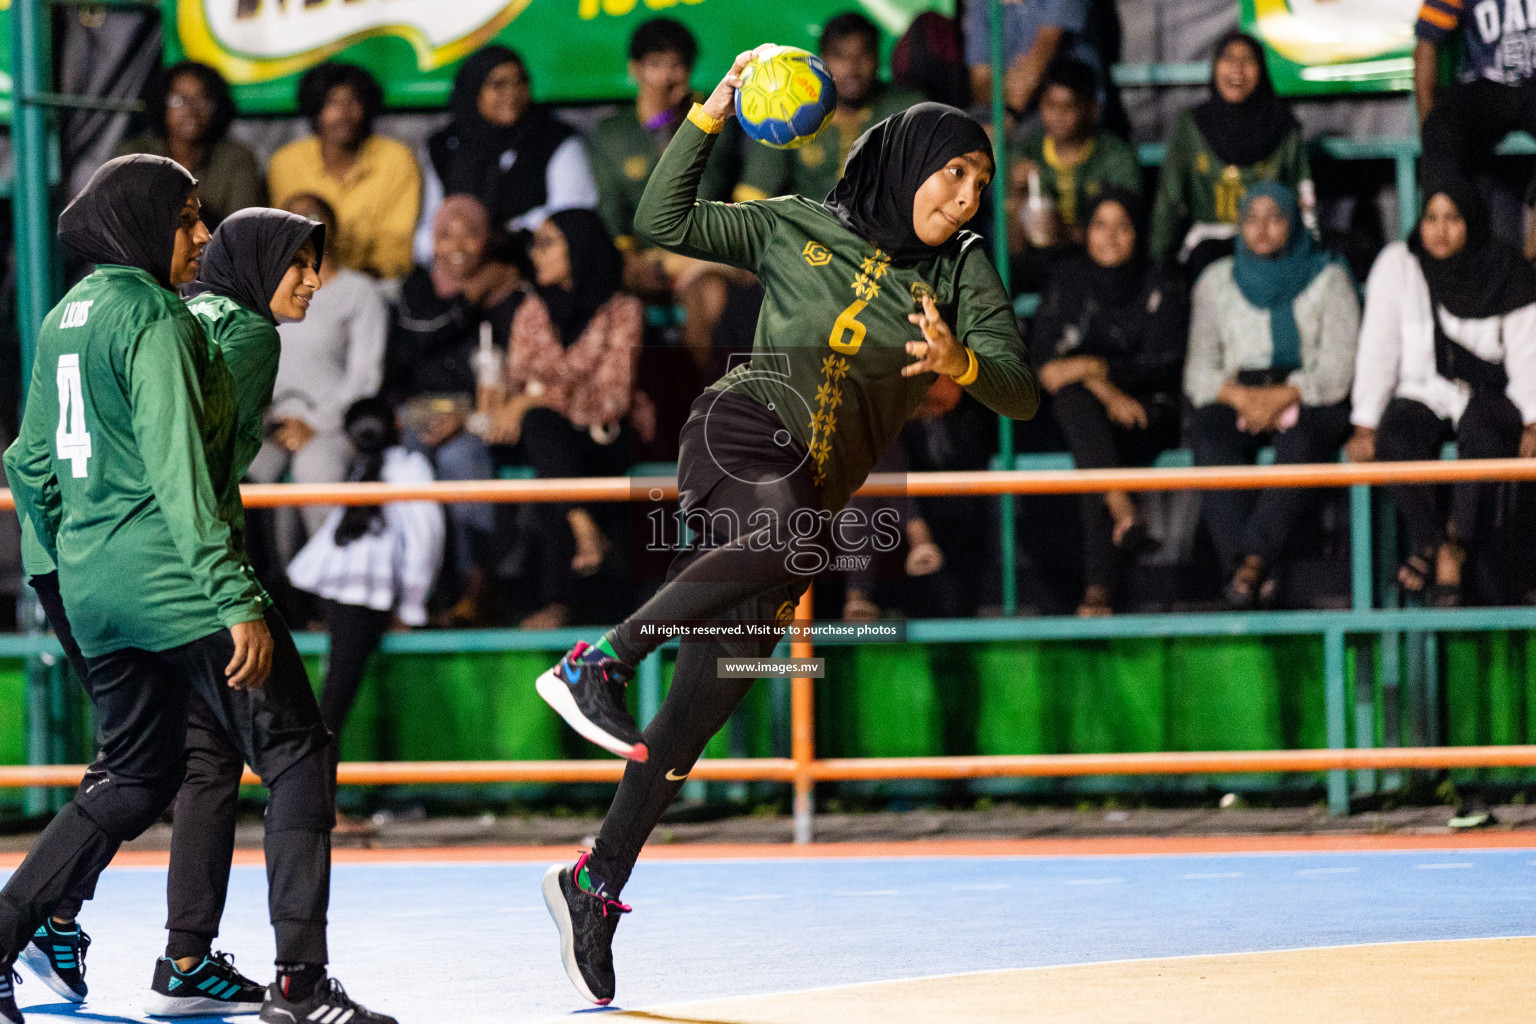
[165,0,950,115]
[1242,0,1420,96]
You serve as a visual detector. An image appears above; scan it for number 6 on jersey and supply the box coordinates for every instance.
[55,353,92,477]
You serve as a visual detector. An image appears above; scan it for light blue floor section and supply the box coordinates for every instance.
[4,847,1534,1023]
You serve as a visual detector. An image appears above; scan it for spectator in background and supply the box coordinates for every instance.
[965,0,1100,116]
[1347,181,1536,606]
[1149,31,1311,277]
[1416,0,1536,196]
[735,13,923,203]
[249,193,387,558]
[269,62,421,278]
[1006,58,1140,290]
[588,18,743,353]
[116,61,266,229]
[488,209,641,630]
[1031,189,1184,615]
[1186,184,1357,608]
[892,11,970,108]
[386,195,523,624]
[414,45,597,266]
[287,398,444,745]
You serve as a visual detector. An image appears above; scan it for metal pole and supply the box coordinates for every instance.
[12,0,61,816]
[1324,628,1349,815]
[988,0,1018,616]
[790,587,815,844]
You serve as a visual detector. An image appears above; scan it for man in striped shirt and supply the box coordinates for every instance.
[1417,0,1536,192]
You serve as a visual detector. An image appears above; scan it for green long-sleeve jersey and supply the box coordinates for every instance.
[5,266,267,657]
[637,112,1039,512]
[186,293,282,555]
[1148,109,1310,262]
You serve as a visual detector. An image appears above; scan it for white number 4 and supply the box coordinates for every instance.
[55,354,92,478]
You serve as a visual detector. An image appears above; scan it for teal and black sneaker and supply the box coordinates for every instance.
[144,952,265,1018]
[0,965,23,1024]
[17,918,88,1002]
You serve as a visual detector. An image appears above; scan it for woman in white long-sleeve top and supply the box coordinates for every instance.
[1186,182,1359,608]
[1345,180,1536,606]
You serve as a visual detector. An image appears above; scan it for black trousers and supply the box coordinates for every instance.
[6,583,334,965]
[1051,383,1181,590]
[1375,393,1523,554]
[1190,400,1352,574]
[317,599,391,744]
[518,408,627,607]
[1422,78,1536,195]
[589,391,817,895]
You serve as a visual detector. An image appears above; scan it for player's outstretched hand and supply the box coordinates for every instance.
[702,48,763,123]
[226,617,274,690]
[903,296,970,378]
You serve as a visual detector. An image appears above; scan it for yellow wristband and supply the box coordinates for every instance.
[688,103,726,135]
[951,347,980,386]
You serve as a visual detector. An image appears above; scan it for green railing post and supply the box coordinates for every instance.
[12,0,64,815]
[1349,483,1377,796]
[1324,627,1349,815]
[989,0,1018,615]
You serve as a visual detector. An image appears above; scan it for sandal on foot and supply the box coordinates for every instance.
[1398,549,1434,594]
[1113,520,1161,559]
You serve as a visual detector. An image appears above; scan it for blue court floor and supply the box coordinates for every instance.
[4,846,1534,1023]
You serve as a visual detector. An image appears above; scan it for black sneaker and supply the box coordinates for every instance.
[536,642,647,761]
[259,976,396,1024]
[542,852,630,1005]
[144,952,265,1017]
[17,918,88,1002]
[0,966,23,1024]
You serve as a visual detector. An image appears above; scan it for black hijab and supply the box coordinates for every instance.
[186,208,325,324]
[539,209,623,345]
[1191,31,1297,168]
[428,46,574,228]
[58,154,198,290]
[1410,179,1536,386]
[825,102,992,263]
[1074,186,1150,307]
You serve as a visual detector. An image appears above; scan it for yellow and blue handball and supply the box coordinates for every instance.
[735,44,837,150]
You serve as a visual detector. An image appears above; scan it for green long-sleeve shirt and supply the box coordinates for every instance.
[6,266,267,656]
[637,113,1039,512]
[1148,109,1310,263]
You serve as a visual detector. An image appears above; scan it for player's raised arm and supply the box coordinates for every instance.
[633,48,777,271]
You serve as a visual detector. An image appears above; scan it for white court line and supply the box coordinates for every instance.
[1415,863,1474,870]
[838,889,899,896]
[724,893,786,901]
[1065,878,1125,885]
[1296,867,1358,875]
[952,883,1011,890]
[1181,872,1244,879]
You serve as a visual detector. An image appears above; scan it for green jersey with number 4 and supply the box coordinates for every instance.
[5,265,268,657]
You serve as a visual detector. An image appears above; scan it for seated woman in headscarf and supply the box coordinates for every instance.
[1031,187,1186,616]
[116,61,266,229]
[385,194,523,625]
[487,209,642,630]
[1186,182,1358,608]
[413,45,597,266]
[1149,31,1312,279]
[1347,180,1536,606]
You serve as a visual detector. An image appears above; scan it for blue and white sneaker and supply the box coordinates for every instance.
[17,918,87,1002]
[144,952,265,1017]
[536,642,647,761]
[0,965,23,1024]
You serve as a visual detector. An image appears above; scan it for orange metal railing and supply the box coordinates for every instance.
[8,458,1536,837]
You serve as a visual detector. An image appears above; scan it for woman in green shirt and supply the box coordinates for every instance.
[1149,31,1312,277]
[535,50,1038,1008]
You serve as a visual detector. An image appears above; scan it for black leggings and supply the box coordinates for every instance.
[519,408,627,607]
[1375,393,1523,554]
[1190,400,1352,574]
[1050,383,1180,590]
[589,391,820,895]
[11,581,334,965]
[318,598,391,743]
[1422,78,1536,196]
